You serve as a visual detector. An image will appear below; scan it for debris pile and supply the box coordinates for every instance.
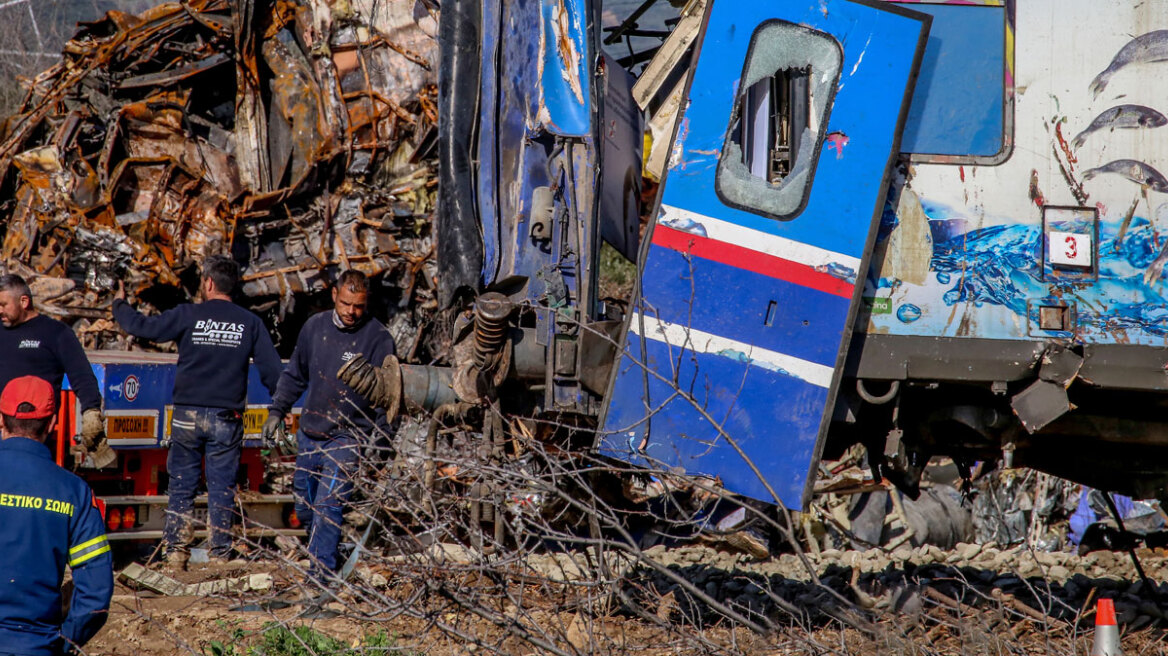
[809,451,1104,555]
[0,0,440,350]
[640,541,1168,632]
[808,450,975,552]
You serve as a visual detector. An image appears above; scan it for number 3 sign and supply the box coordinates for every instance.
[1047,230,1091,268]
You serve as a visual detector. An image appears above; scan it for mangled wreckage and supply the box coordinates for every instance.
[0,0,441,351]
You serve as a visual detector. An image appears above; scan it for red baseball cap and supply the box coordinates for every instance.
[0,376,56,419]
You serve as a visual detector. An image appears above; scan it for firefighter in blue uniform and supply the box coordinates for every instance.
[0,376,113,656]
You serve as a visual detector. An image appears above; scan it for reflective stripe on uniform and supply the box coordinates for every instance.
[69,535,110,567]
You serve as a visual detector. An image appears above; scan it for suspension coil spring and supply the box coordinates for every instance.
[473,292,513,369]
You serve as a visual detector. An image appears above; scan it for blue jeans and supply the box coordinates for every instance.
[166,405,243,556]
[294,431,360,575]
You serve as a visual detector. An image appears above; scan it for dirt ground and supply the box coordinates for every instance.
[82,546,1168,656]
[88,558,706,656]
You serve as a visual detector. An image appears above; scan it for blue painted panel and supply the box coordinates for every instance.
[640,243,850,366]
[899,4,1005,157]
[245,366,278,405]
[601,0,929,508]
[79,362,288,410]
[486,0,591,306]
[867,201,1168,346]
[477,0,503,283]
[100,363,174,412]
[602,338,827,507]
[538,0,592,136]
[661,3,928,257]
[473,0,602,413]
[491,0,545,293]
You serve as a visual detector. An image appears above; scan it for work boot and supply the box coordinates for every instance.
[163,549,189,573]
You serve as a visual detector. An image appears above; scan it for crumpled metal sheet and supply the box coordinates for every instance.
[0,0,440,348]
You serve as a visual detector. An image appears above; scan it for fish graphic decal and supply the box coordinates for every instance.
[1072,104,1168,149]
[1082,159,1168,194]
[1089,30,1168,98]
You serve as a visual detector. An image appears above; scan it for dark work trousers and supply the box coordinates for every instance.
[166,405,243,557]
[293,431,360,576]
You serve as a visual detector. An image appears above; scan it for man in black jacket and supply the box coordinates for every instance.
[0,274,104,458]
[263,270,395,581]
[113,256,284,566]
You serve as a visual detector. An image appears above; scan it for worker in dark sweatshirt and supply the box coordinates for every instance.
[0,274,104,455]
[262,270,395,581]
[112,256,284,567]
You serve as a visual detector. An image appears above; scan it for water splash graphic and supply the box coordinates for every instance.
[925,215,1168,337]
[932,224,1040,315]
[897,304,922,323]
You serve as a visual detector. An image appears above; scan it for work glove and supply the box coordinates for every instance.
[338,354,379,398]
[261,411,297,456]
[261,411,285,448]
[75,408,117,469]
[80,408,103,443]
[337,353,401,417]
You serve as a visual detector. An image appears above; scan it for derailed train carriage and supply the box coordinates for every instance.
[834,0,1168,504]
[844,1,1168,502]
[347,0,1168,518]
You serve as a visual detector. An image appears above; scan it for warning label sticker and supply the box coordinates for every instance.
[243,408,266,435]
[106,413,158,441]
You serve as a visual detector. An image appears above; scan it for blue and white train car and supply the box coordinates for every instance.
[600,0,1168,507]
[852,0,1168,499]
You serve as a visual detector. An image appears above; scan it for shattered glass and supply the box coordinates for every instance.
[716,21,840,219]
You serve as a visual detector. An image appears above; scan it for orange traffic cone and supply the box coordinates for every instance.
[1091,598,1123,656]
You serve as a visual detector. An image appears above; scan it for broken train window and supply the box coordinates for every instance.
[715,21,841,220]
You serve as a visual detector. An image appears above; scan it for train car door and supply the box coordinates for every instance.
[600,0,930,510]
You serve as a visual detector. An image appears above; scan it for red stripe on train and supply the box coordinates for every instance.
[651,225,855,298]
